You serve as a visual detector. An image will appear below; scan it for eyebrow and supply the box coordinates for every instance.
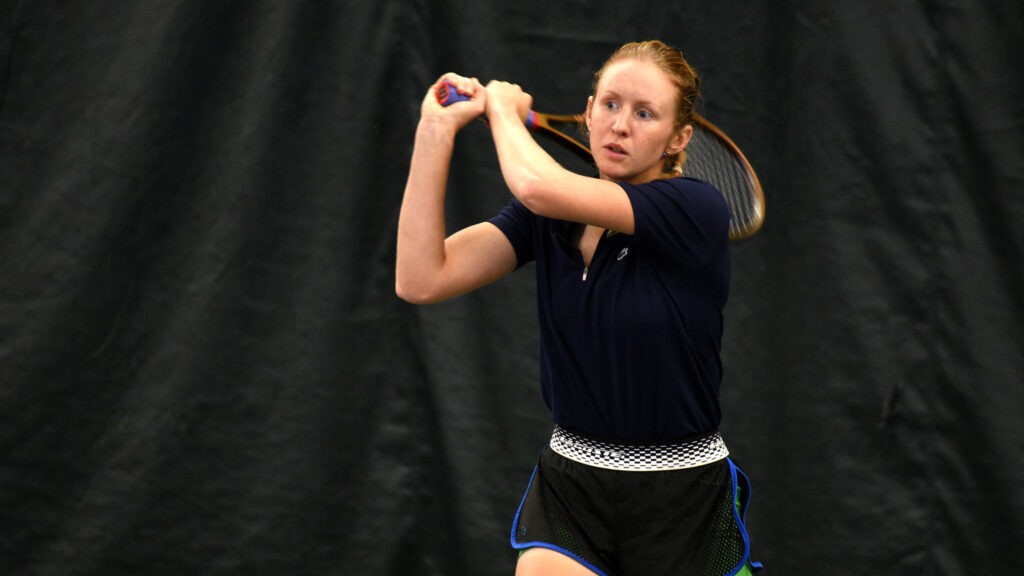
[599,90,662,111]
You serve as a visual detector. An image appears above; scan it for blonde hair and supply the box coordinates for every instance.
[592,40,701,175]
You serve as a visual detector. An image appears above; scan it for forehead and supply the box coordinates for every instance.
[596,59,677,104]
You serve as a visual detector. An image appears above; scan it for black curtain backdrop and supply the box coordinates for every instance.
[2,1,1022,574]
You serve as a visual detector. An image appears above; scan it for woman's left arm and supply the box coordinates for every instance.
[484,81,635,234]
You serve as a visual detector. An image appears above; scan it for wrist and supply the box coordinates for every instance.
[417,115,460,142]
[487,104,524,128]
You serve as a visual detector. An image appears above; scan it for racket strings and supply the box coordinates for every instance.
[682,128,761,240]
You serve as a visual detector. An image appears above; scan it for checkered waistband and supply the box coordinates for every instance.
[549,426,729,472]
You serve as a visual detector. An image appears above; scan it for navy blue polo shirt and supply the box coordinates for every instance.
[489,177,731,442]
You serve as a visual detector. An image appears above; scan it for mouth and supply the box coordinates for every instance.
[603,143,627,157]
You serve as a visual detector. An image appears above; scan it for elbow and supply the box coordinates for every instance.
[512,175,551,215]
[395,251,454,304]
[509,165,575,217]
[395,276,442,305]
[395,279,428,305]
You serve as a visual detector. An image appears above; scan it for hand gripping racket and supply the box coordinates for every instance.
[437,81,765,241]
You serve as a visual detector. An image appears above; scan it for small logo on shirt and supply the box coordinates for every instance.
[617,247,629,261]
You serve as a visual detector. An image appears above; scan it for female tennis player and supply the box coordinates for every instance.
[396,40,760,576]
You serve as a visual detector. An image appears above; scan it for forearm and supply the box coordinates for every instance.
[487,106,634,232]
[487,106,576,214]
[395,118,458,301]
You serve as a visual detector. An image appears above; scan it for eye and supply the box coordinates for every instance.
[603,100,618,111]
[636,109,653,120]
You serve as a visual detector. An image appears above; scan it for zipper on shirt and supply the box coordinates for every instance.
[579,227,614,282]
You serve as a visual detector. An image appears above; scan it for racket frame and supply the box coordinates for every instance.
[434,81,764,240]
[528,111,765,240]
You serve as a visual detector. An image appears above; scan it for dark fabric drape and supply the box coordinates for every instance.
[2,1,1021,574]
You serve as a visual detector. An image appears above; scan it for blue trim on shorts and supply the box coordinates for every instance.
[510,464,609,576]
[726,458,764,575]
[511,457,762,575]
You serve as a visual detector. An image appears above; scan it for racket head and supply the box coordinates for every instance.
[685,114,765,240]
[528,111,765,241]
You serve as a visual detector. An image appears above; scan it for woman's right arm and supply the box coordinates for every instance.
[395,77,519,305]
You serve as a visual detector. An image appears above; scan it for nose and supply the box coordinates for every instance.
[611,111,629,135]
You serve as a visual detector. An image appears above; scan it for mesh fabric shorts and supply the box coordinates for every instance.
[511,427,761,576]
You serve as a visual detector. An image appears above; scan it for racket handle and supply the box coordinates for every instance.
[436,80,471,106]
[436,80,538,130]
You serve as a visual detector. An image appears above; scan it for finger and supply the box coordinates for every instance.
[438,74,478,99]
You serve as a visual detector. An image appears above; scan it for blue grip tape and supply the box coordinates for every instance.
[436,81,470,106]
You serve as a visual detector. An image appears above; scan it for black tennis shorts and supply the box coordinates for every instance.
[511,427,761,576]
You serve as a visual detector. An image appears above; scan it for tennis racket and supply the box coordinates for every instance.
[436,80,765,241]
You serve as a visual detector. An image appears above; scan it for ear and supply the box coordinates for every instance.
[666,124,693,156]
[585,96,594,131]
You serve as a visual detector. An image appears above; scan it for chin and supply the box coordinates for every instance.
[595,162,632,182]
[596,160,659,184]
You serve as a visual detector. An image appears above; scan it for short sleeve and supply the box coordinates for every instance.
[487,198,536,268]
[619,177,730,269]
